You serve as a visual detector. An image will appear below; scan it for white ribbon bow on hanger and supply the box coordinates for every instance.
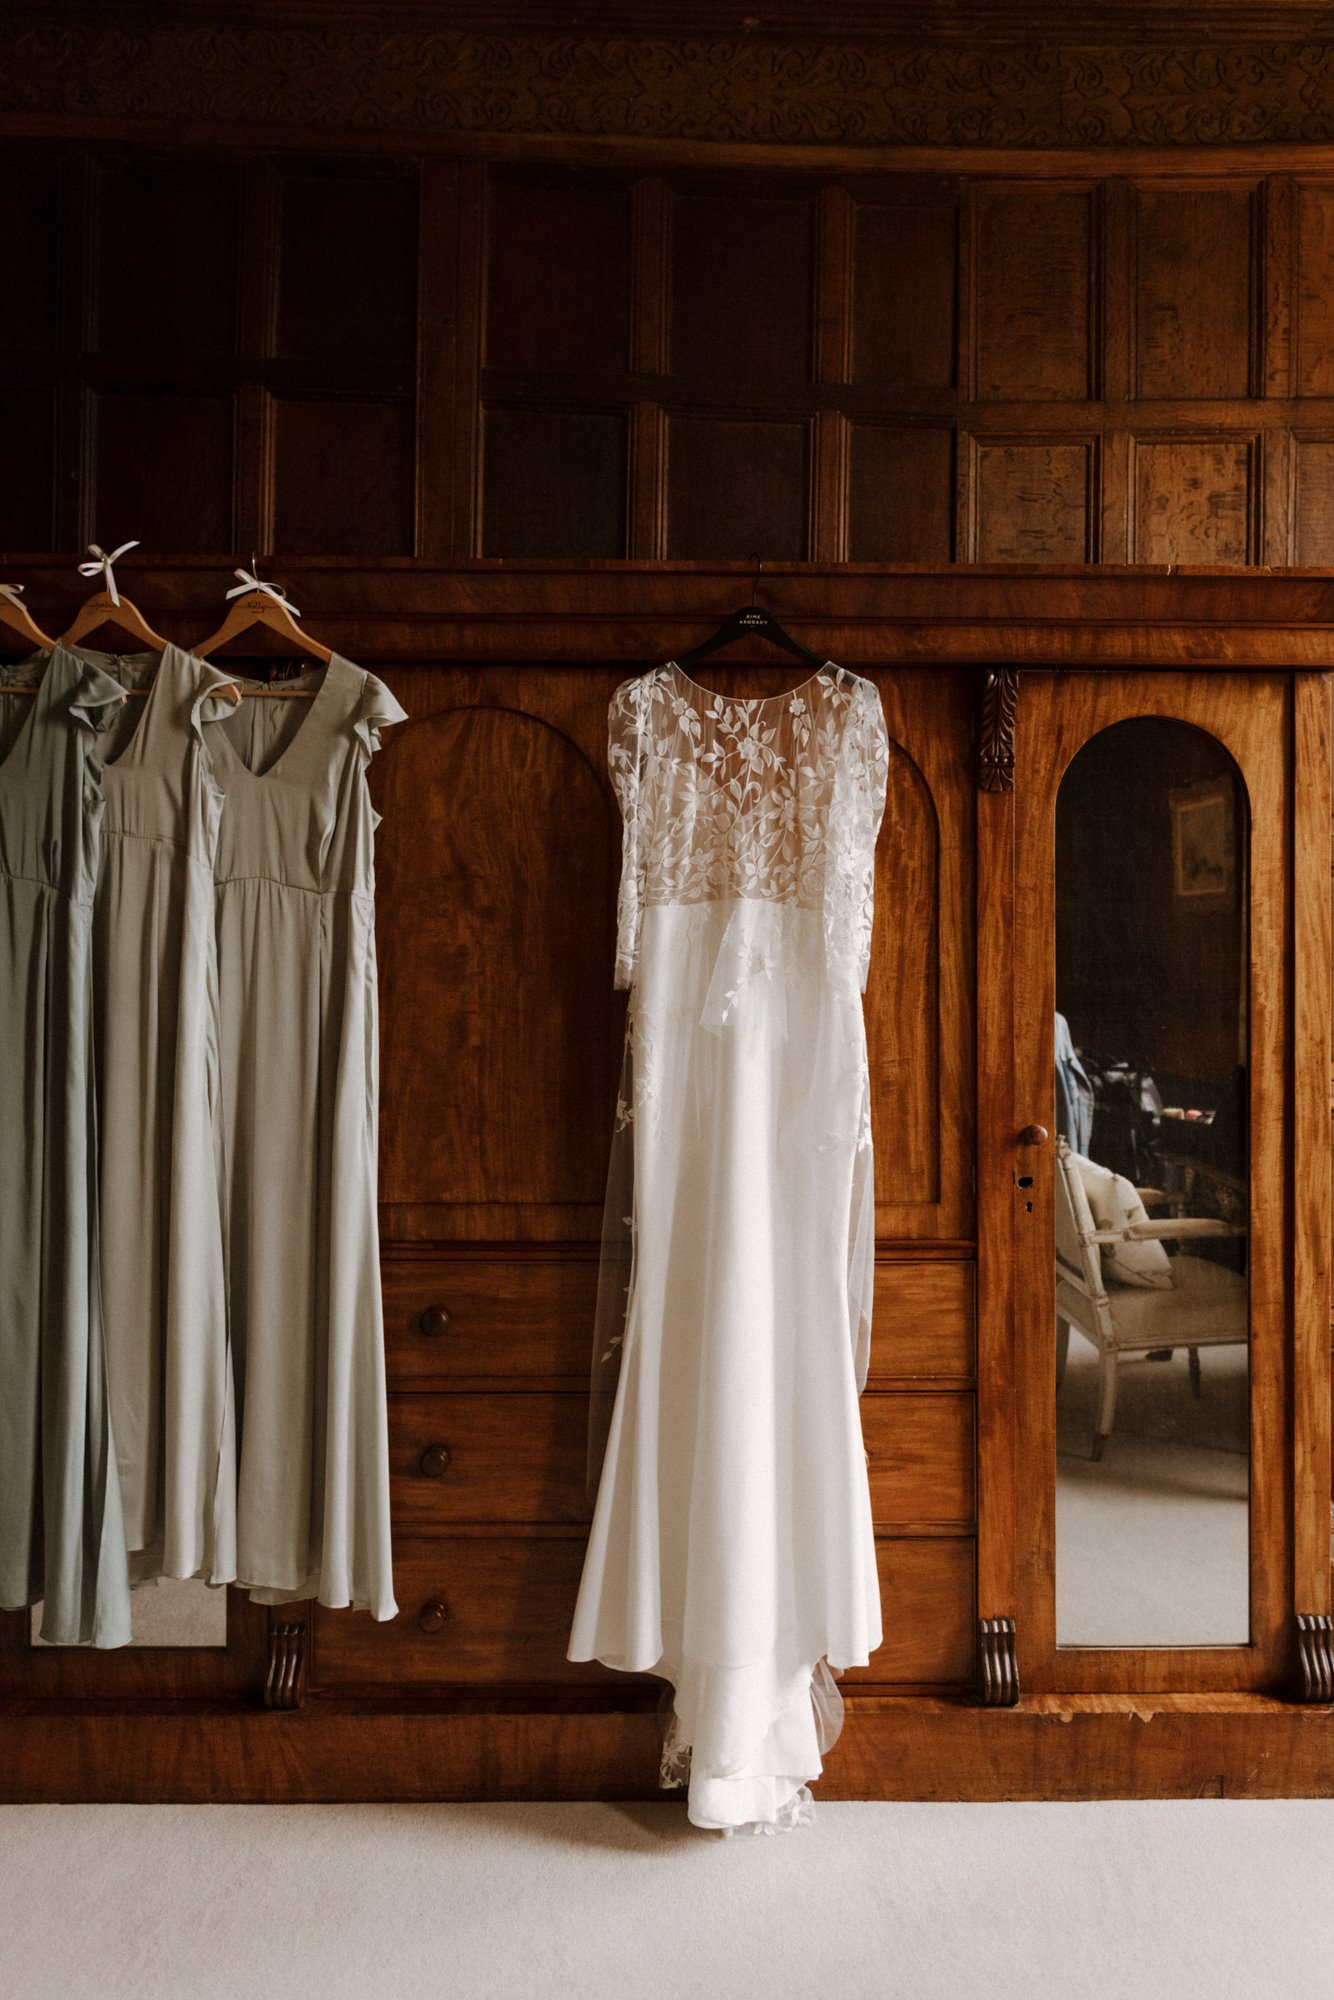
[225,567,303,618]
[0,583,29,611]
[78,540,139,607]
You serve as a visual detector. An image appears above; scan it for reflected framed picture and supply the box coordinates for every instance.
[1170,777,1235,906]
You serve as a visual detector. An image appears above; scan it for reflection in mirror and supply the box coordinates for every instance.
[32,1578,228,1649]
[1054,720,1249,1648]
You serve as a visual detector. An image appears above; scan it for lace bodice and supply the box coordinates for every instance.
[608,661,889,993]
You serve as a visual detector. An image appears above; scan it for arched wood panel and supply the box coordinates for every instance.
[374,703,619,1229]
[864,667,976,1244]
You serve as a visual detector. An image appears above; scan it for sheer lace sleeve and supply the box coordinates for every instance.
[823,672,889,993]
[608,673,651,991]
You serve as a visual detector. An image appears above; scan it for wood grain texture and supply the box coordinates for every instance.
[1292,673,1332,1614]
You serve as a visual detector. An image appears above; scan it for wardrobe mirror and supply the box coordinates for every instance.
[31,1579,228,1649]
[1053,719,1250,1648]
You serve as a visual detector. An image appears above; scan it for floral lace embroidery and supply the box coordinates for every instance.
[609,664,889,996]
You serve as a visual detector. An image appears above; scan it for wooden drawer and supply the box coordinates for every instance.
[313,1535,976,1691]
[865,1392,975,1531]
[382,1256,596,1383]
[383,1255,974,1388]
[390,1393,591,1528]
[389,1390,974,1534]
[844,1538,977,1685]
[313,1539,625,1688]
[867,1262,975,1381]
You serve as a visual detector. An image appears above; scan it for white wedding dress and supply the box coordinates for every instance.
[568,660,888,1833]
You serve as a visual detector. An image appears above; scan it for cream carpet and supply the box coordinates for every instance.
[1056,1331,1249,1647]
[1,1799,1332,2000]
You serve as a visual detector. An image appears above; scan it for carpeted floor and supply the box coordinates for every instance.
[1,1798,1331,2000]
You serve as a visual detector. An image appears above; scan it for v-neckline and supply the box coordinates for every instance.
[81,642,172,772]
[211,657,339,782]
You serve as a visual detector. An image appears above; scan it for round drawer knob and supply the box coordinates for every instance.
[418,1443,451,1479]
[1019,1124,1050,1147]
[417,1599,447,1635]
[419,1304,451,1339]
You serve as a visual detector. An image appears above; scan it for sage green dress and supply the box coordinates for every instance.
[93,643,241,1590]
[206,656,404,1620]
[0,646,132,1646]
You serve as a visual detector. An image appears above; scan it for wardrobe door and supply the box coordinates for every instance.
[1001,669,1330,1695]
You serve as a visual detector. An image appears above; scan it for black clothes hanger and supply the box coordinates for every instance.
[677,559,823,669]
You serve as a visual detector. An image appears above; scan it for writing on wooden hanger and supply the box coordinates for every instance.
[677,558,823,671]
[193,564,332,698]
[0,580,56,663]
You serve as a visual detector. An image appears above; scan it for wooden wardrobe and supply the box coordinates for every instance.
[0,564,1330,1801]
[4,4,1334,1800]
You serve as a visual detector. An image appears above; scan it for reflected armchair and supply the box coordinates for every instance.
[1054,1136,1248,1461]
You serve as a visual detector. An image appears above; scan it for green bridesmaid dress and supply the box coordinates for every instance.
[0,646,132,1646]
[207,655,404,1620]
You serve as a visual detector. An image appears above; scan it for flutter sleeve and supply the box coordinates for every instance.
[353,672,409,758]
[823,672,890,994]
[608,673,650,992]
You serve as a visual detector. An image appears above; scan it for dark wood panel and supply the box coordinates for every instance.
[852,199,956,390]
[270,396,415,555]
[95,158,239,361]
[848,425,953,562]
[669,191,813,389]
[1292,435,1334,563]
[276,168,418,369]
[974,186,1093,401]
[0,154,61,353]
[1132,435,1254,564]
[389,1394,589,1528]
[666,414,807,559]
[92,390,233,554]
[312,1538,627,1688]
[482,405,628,557]
[485,171,630,376]
[1296,183,1334,397]
[0,386,55,552]
[385,1389,972,1533]
[843,1537,976,1685]
[973,437,1094,562]
[1134,185,1255,400]
[382,1255,599,1383]
[374,700,619,1211]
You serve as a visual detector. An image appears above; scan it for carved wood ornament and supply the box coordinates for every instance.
[264,1618,307,1711]
[977,667,1018,793]
[979,1616,1020,1706]
[12,14,1334,148]
[1295,1613,1334,1702]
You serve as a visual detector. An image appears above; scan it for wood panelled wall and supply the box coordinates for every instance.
[9,143,1334,569]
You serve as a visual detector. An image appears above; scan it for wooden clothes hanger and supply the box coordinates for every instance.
[0,581,56,660]
[192,566,332,698]
[51,541,241,703]
[676,562,823,671]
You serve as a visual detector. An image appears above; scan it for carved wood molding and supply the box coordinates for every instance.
[264,1617,307,1711]
[979,1616,1020,1705]
[1295,1612,1334,1702]
[977,667,1018,792]
[10,17,1334,147]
